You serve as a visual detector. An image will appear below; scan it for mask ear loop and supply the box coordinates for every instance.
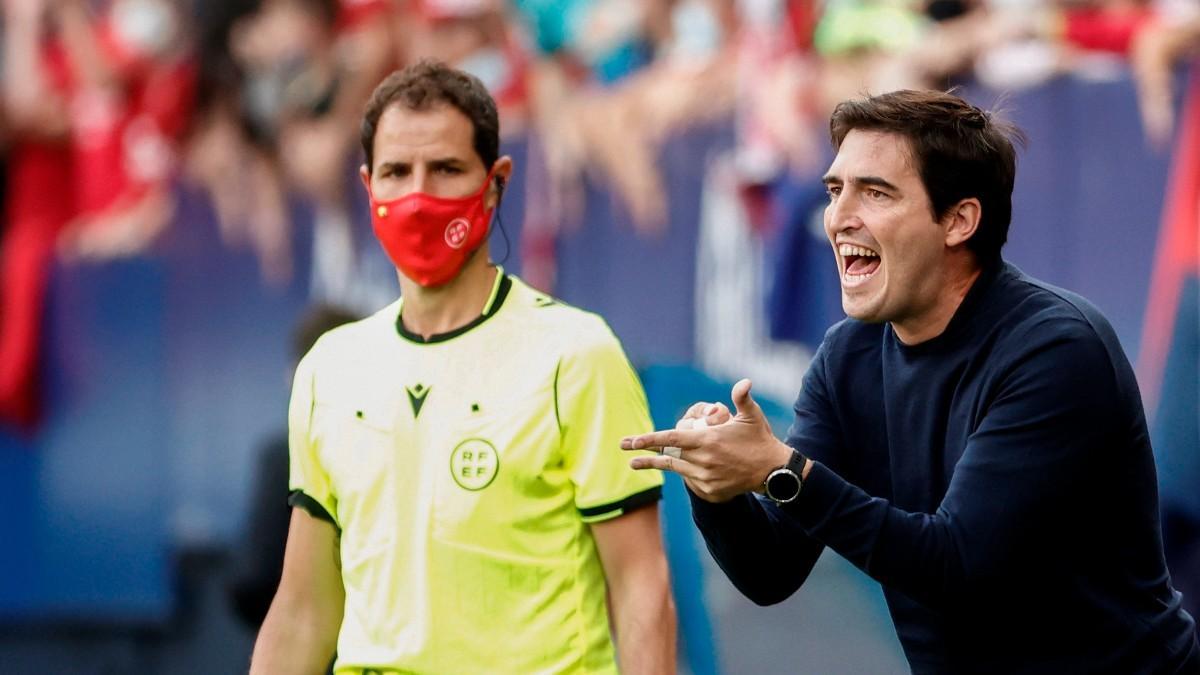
[491,175,511,266]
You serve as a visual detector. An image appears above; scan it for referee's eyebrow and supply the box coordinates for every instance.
[376,160,409,175]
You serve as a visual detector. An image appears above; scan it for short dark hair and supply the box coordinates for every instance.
[360,60,499,174]
[829,90,1025,263]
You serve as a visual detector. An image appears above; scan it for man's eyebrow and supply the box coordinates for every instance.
[856,176,900,192]
[429,157,467,169]
[822,174,900,192]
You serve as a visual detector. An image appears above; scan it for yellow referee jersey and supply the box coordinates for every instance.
[287,270,662,674]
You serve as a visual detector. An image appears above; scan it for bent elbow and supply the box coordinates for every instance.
[732,575,804,607]
[746,588,794,607]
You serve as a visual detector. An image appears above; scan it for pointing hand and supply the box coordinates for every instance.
[623,379,793,503]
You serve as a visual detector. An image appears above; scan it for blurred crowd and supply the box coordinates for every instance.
[0,0,1198,429]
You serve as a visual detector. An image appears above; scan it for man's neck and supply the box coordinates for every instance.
[397,257,499,339]
[891,255,986,345]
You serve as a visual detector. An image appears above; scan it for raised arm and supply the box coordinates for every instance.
[625,353,843,605]
[2,0,69,136]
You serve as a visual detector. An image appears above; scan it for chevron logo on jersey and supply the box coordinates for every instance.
[406,383,431,418]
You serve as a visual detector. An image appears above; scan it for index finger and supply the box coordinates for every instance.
[621,427,705,452]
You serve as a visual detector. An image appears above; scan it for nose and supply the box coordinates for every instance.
[825,194,862,236]
[408,166,430,196]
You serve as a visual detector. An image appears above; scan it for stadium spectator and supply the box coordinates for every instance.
[0,0,195,429]
[1132,14,1200,145]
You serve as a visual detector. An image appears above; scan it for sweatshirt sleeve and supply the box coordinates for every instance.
[688,341,845,605]
[781,320,1119,608]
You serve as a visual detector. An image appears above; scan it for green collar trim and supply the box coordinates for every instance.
[395,269,512,345]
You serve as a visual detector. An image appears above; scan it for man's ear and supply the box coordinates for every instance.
[359,164,372,194]
[943,197,982,248]
[487,156,514,209]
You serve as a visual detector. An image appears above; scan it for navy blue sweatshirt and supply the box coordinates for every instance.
[691,262,1199,673]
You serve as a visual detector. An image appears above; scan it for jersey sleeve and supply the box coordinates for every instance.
[286,349,339,527]
[557,318,662,523]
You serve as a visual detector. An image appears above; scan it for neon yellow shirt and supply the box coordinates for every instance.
[288,271,662,674]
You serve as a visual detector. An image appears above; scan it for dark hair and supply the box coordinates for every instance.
[360,60,499,174]
[829,90,1025,263]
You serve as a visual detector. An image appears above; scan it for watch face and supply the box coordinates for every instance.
[766,469,801,503]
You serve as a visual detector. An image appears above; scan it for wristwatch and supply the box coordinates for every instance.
[763,450,808,504]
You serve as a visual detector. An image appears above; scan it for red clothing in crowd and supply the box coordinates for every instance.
[1063,6,1156,55]
[338,0,391,30]
[0,21,196,430]
[72,23,195,221]
[0,44,76,430]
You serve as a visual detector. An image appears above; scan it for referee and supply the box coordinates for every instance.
[250,61,677,674]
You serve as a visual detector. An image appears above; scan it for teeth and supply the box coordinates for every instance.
[844,272,874,281]
[839,244,879,257]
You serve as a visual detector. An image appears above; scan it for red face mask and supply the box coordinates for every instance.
[369,170,497,287]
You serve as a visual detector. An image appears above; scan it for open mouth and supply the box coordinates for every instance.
[839,243,881,283]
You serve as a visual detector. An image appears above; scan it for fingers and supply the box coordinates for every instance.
[629,452,701,479]
[680,401,730,426]
[702,402,732,426]
[731,378,763,420]
[663,416,698,459]
[620,427,704,452]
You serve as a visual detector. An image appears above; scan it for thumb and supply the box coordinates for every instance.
[731,378,764,421]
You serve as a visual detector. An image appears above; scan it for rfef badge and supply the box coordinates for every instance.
[450,438,499,490]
